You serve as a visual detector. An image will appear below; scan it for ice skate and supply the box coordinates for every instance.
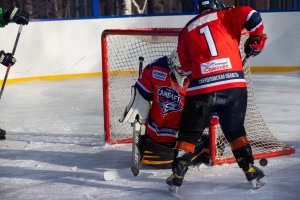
[166,146,193,193]
[166,172,184,192]
[244,164,265,189]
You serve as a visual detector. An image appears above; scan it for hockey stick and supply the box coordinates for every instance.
[0,25,23,99]
[242,54,250,66]
[131,121,141,176]
[138,57,144,77]
[130,56,144,176]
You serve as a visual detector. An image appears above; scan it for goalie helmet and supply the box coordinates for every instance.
[168,49,186,87]
[198,0,225,13]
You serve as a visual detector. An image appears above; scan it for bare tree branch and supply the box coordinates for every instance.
[132,0,148,14]
[123,0,132,15]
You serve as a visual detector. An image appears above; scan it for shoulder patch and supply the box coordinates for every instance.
[152,70,167,81]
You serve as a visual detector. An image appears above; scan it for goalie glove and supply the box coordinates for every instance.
[0,50,16,67]
[119,86,151,125]
[3,7,29,25]
[244,34,267,57]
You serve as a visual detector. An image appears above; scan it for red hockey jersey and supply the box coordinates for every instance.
[135,56,189,143]
[178,6,264,96]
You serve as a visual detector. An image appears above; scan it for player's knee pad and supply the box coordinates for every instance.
[119,86,151,124]
[140,139,175,168]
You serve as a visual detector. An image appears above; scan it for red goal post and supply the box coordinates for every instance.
[101,28,295,165]
[102,28,181,145]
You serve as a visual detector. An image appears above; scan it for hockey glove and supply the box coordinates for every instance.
[244,34,267,57]
[119,86,151,125]
[4,7,29,25]
[0,50,16,67]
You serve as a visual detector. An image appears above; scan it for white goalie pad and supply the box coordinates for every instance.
[119,86,151,125]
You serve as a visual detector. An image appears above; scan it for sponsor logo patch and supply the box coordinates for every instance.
[200,58,232,75]
[152,70,167,81]
[148,119,177,136]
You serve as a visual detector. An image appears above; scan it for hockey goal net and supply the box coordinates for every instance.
[101,28,295,165]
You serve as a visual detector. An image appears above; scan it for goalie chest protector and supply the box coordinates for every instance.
[135,56,189,143]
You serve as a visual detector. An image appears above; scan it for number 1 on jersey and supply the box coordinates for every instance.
[200,26,218,57]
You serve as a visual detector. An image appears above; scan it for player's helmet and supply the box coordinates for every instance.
[198,0,224,13]
[168,49,186,87]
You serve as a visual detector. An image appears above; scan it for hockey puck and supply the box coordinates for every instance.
[259,158,268,166]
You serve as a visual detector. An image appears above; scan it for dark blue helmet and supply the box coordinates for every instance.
[198,0,225,13]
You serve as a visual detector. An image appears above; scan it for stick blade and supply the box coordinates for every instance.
[131,165,140,176]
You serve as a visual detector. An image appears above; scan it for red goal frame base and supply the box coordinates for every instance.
[209,118,296,165]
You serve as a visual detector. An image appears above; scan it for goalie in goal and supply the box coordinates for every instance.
[119,49,210,169]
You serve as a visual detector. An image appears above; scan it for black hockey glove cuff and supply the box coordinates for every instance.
[0,50,16,67]
[4,7,29,25]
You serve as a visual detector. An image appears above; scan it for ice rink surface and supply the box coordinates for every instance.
[0,72,299,200]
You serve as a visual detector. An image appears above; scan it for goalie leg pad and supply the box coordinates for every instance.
[141,139,175,169]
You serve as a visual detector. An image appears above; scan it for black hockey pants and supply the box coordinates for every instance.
[178,87,248,145]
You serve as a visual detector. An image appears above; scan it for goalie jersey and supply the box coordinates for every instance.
[135,56,189,143]
[178,6,264,96]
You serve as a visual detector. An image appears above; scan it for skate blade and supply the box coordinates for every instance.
[168,185,179,193]
[251,178,265,189]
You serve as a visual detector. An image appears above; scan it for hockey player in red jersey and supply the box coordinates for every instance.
[120,49,210,168]
[167,0,267,189]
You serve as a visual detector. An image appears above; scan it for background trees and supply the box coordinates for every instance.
[0,0,297,19]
